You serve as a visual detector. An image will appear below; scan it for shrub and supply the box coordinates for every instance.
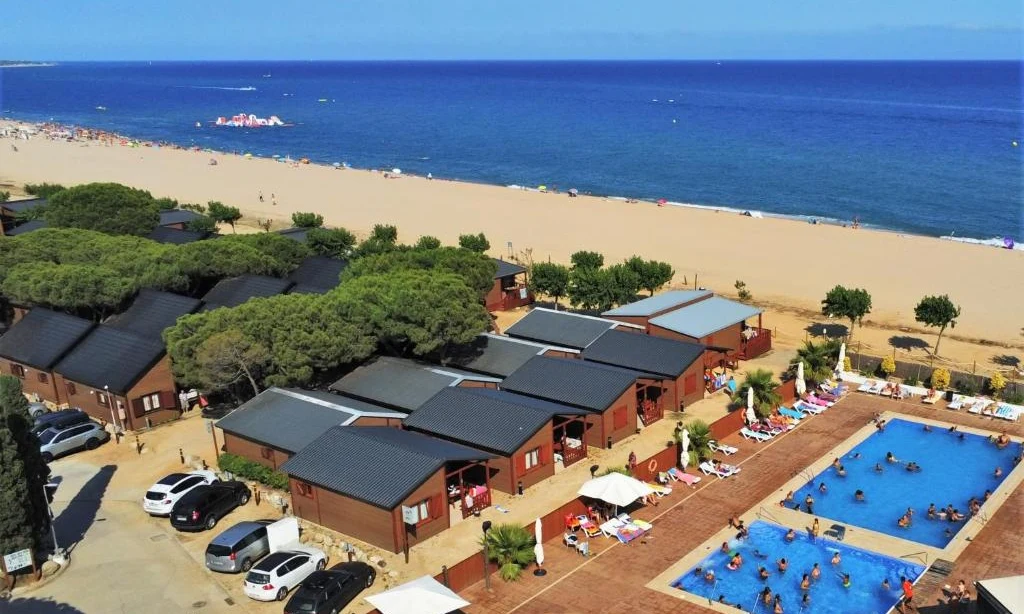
[930,368,951,390]
[291,212,325,228]
[1003,390,1024,405]
[734,280,751,302]
[482,524,535,582]
[955,379,978,396]
[24,182,67,199]
[903,374,919,387]
[217,453,290,491]
[880,355,896,377]
[843,356,851,372]
[988,372,1007,398]
[598,466,631,477]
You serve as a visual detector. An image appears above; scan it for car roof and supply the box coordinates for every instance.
[157,473,189,486]
[48,422,96,434]
[253,551,301,571]
[210,521,269,547]
[296,570,349,592]
[175,485,215,505]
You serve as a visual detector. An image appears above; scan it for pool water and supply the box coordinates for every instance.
[673,521,924,614]
[791,418,1019,547]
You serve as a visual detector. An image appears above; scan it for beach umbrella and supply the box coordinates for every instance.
[366,576,470,614]
[392,168,402,175]
[332,162,341,168]
[657,198,667,205]
[680,428,690,470]
[578,472,655,509]
[796,361,806,396]
[745,386,756,424]
[533,517,545,574]
[837,343,847,373]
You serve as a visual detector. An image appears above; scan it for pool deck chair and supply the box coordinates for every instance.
[699,461,735,478]
[922,390,943,404]
[740,427,772,442]
[794,401,825,415]
[824,524,847,541]
[709,440,739,455]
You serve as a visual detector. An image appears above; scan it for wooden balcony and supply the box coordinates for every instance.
[459,487,492,519]
[739,327,772,360]
[500,285,534,311]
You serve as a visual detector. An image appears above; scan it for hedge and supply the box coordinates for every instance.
[218,453,290,491]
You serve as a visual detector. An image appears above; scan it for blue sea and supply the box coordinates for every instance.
[1,61,1021,242]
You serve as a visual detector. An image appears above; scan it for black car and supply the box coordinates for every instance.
[284,562,376,614]
[32,409,90,436]
[169,481,250,532]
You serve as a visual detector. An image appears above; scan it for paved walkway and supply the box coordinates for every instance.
[460,394,1024,613]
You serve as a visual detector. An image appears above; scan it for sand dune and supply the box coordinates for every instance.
[1,123,1021,344]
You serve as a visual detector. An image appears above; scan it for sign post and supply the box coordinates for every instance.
[2,547,36,587]
[400,506,418,565]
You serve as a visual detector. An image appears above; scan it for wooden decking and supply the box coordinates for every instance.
[460,394,1024,613]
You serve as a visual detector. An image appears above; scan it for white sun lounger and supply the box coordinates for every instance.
[794,401,825,415]
[857,381,874,393]
[740,427,772,442]
[868,380,886,394]
[947,394,971,410]
[969,399,993,415]
[709,440,739,455]
[699,461,736,478]
[922,390,943,404]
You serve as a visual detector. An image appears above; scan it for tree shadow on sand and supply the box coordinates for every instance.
[53,464,117,555]
[889,335,931,351]
[992,354,1020,368]
[806,323,848,339]
[4,597,86,613]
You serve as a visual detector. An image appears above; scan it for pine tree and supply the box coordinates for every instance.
[0,375,50,555]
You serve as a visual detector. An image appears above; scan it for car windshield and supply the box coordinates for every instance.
[206,544,232,557]
[38,429,58,444]
[144,491,166,501]
[246,571,271,585]
[293,600,316,612]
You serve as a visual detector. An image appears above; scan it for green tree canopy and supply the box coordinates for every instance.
[458,232,490,253]
[791,340,841,384]
[186,215,219,234]
[821,285,872,340]
[291,212,325,229]
[44,182,159,236]
[24,182,67,199]
[220,233,310,272]
[171,240,281,288]
[355,224,400,256]
[415,235,442,250]
[206,201,242,232]
[567,266,611,311]
[914,295,961,356]
[674,419,713,465]
[195,329,270,397]
[0,375,50,555]
[153,197,180,211]
[625,256,674,295]
[1,262,135,319]
[342,247,497,298]
[0,191,9,204]
[604,263,641,306]
[529,262,570,309]
[307,227,357,259]
[570,250,604,270]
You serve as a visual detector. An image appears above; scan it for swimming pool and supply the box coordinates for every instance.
[791,418,1019,547]
[673,521,924,614]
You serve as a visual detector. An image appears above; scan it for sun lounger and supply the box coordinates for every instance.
[867,380,886,394]
[794,400,825,415]
[666,467,701,486]
[709,440,739,455]
[699,461,736,478]
[645,482,671,496]
[947,394,968,410]
[857,380,874,393]
[577,515,601,538]
[969,399,993,415]
[922,390,943,404]
[804,395,833,407]
[633,519,653,532]
[778,407,803,420]
[600,518,625,537]
[616,523,646,544]
[741,427,773,442]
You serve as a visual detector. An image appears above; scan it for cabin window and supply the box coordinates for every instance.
[9,364,25,378]
[141,392,161,411]
[260,447,274,460]
[295,482,314,498]
[416,498,431,524]
[37,372,49,384]
[524,447,540,470]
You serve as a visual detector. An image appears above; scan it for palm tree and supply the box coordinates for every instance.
[482,524,536,582]
[734,369,782,418]
[791,340,840,384]
[674,419,713,467]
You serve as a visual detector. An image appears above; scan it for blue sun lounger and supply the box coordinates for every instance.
[778,406,804,420]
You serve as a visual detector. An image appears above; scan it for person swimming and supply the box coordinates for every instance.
[818,482,828,494]
[923,424,932,432]
[875,463,884,473]
[994,466,1003,478]
[882,578,891,590]
[927,503,937,519]
[728,553,743,570]
[811,563,821,580]
[843,573,851,588]
[800,574,811,590]
[995,432,1010,448]
[761,586,773,605]
[777,558,788,573]
[849,452,862,459]
[721,541,730,553]
[906,461,921,472]
[898,514,911,528]
[855,489,865,502]
[886,451,899,463]
[752,548,768,559]
[805,494,815,514]
[837,465,847,477]
[774,594,784,613]
[831,552,841,565]
[832,457,841,469]
[705,569,715,583]
[759,566,771,580]
[785,528,796,542]
[802,593,810,607]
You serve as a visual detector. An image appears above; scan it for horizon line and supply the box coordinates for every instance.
[11,57,1022,63]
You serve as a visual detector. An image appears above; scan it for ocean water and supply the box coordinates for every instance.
[1,61,1021,241]
[791,418,1020,547]
[673,521,924,614]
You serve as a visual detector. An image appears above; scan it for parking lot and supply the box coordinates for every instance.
[8,415,368,614]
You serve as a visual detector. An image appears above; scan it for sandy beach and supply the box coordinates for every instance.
[1,120,1021,352]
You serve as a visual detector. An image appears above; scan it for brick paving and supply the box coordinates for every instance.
[460,394,1024,614]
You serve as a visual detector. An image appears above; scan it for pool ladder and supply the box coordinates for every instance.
[900,551,929,566]
[757,505,783,525]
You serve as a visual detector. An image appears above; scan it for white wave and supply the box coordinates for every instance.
[941,235,1022,250]
[178,85,257,91]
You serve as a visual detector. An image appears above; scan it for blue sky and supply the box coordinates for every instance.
[2,0,1021,60]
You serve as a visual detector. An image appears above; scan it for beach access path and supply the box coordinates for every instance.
[1,122,1022,345]
[458,394,1024,614]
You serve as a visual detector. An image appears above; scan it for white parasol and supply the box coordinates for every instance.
[534,517,544,570]
[745,386,757,424]
[837,343,847,373]
[366,576,470,614]
[680,428,690,470]
[578,472,655,508]
[795,361,806,396]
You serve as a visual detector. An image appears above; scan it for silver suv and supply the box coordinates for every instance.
[205,520,274,573]
[38,422,109,462]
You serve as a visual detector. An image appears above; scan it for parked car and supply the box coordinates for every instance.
[284,562,375,614]
[143,470,219,516]
[32,409,90,436]
[28,402,49,418]
[169,481,250,532]
[38,422,109,462]
[243,548,327,602]
[204,520,275,573]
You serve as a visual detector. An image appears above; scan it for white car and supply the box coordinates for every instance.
[143,470,218,516]
[243,548,327,602]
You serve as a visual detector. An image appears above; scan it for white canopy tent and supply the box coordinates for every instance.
[366,576,470,614]
[578,472,655,508]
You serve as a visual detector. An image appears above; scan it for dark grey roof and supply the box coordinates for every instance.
[504,308,618,350]
[280,426,493,509]
[0,309,95,370]
[158,209,203,226]
[405,388,586,455]
[201,275,294,309]
[583,329,705,378]
[500,355,641,411]
[329,357,498,413]
[276,227,310,243]
[146,226,208,244]
[216,387,404,454]
[107,289,202,340]
[5,219,47,235]
[1,198,47,214]
[286,256,347,293]
[54,327,166,394]
[493,259,526,279]
[448,334,552,378]
[602,290,713,317]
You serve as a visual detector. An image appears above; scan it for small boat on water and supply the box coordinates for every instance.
[214,113,288,128]
[317,98,328,103]
[95,106,107,111]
